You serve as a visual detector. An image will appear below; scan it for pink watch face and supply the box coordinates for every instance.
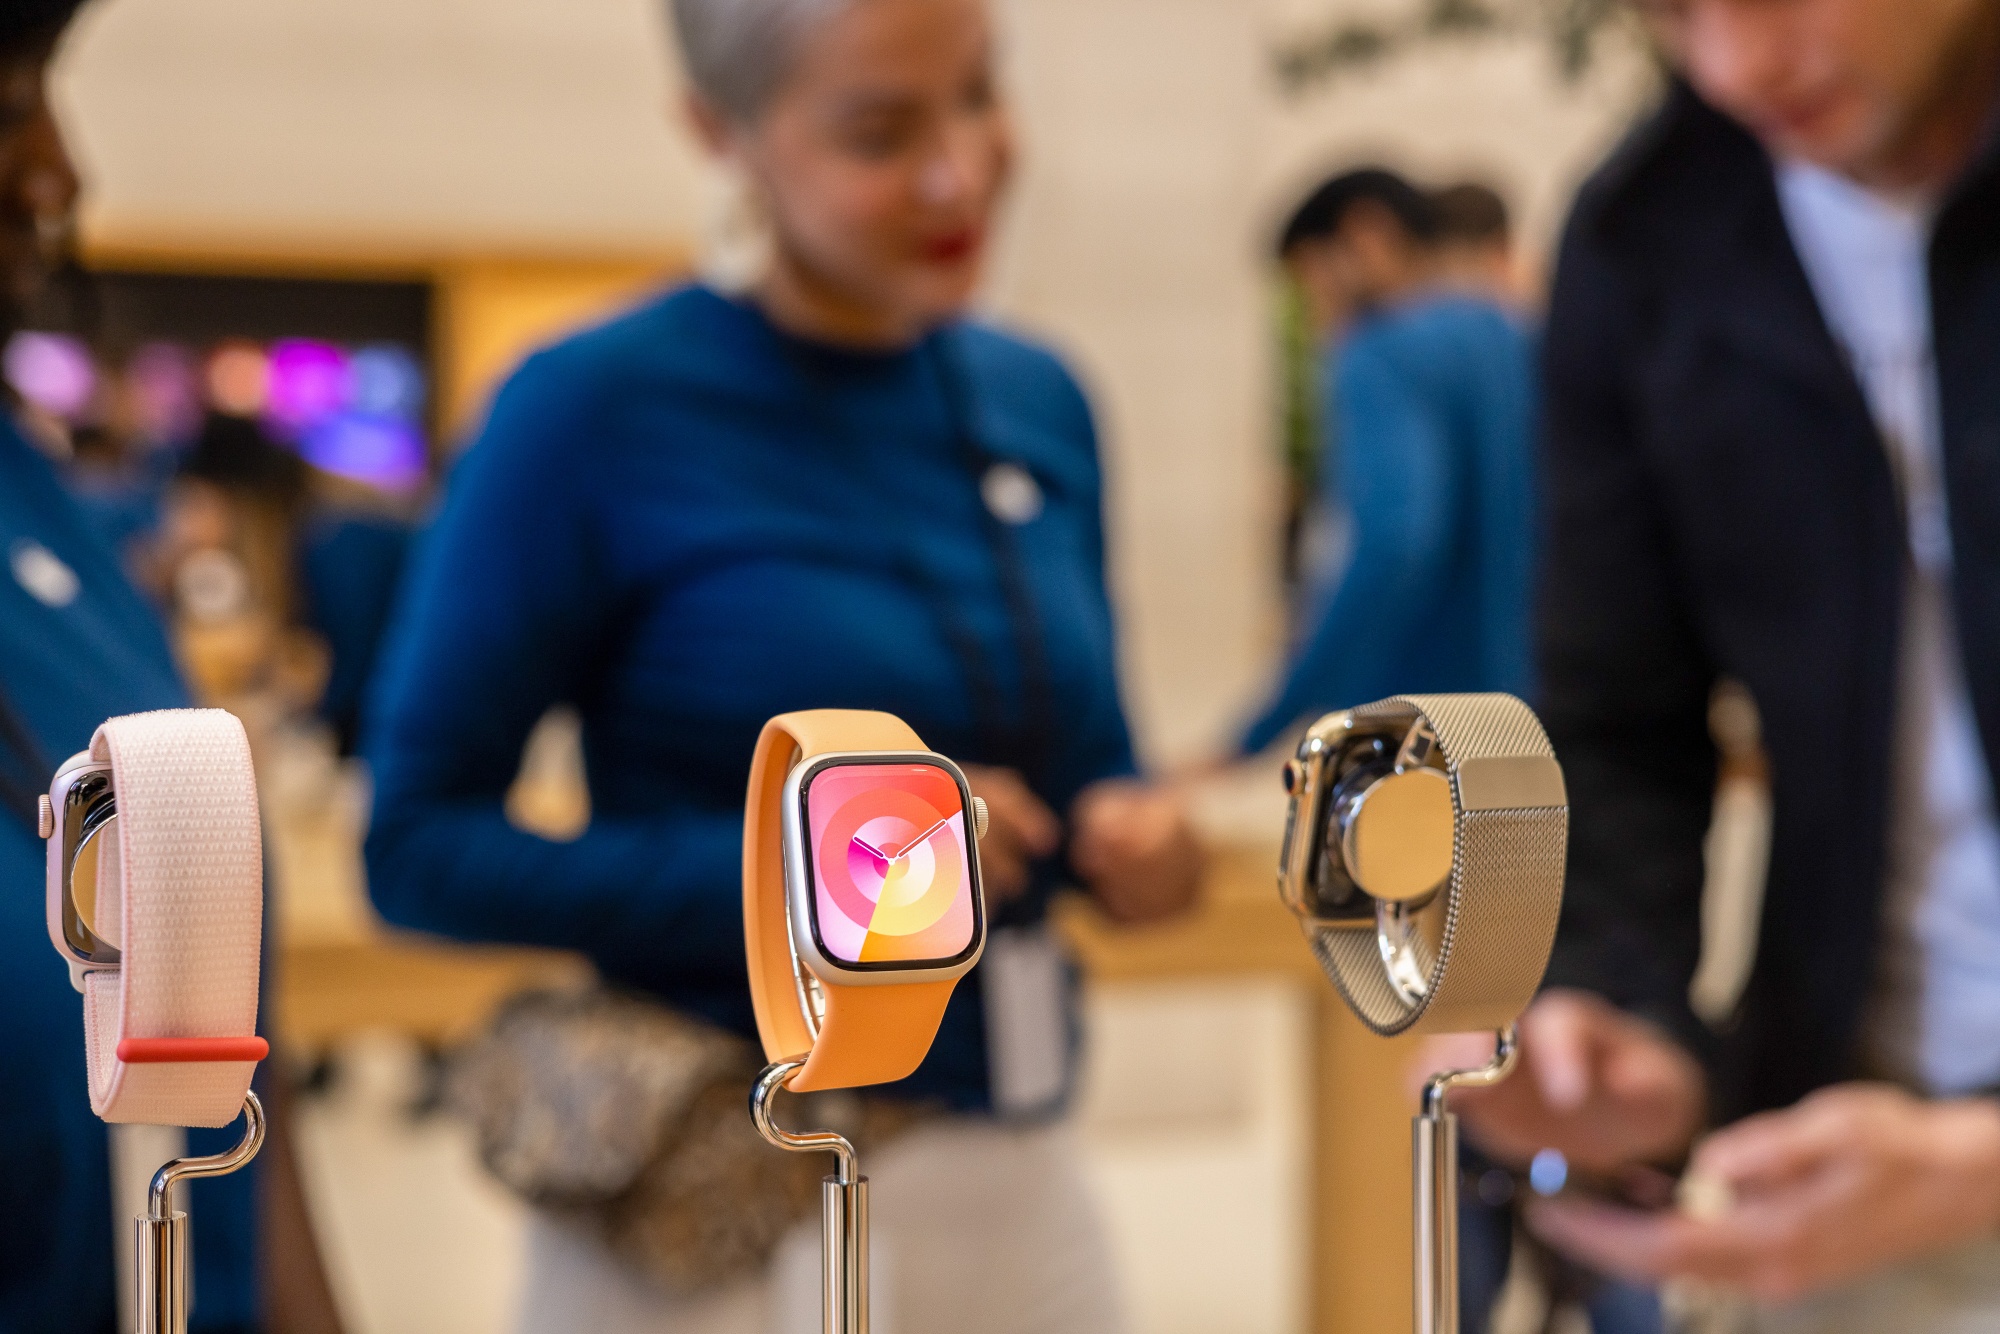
[801,759,980,969]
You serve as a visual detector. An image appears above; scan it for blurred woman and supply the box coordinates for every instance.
[0,6,263,1329]
[363,0,1201,1329]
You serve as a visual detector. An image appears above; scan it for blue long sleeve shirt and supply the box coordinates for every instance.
[1240,294,1538,755]
[364,285,1134,1110]
[0,421,257,1333]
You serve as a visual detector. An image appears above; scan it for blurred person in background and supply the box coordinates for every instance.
[0,2,267,1328]
[46,342,196,561]
[1433,0,2000,1327]
[1429,180,1524,307]
[1226,168,1574,1333]
[164,408,410,754]
[362,0,1201,1330]
[1225,168,1537,762]
[61,418,175,558]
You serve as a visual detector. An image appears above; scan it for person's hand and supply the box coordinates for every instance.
[1419,988,1706,1174]
[957,765,1060,908]
[1068,778,1204,925]
[1161,752,1233,786]
[1525,1084,2000,1302]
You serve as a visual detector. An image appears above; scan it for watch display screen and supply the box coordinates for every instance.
[801,759,980,969]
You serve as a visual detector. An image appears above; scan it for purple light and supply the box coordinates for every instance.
[300,411,426,491]
[264,339,350,435]
[125,342,201,444]
[348,344,425,420]
[5,332,96,420]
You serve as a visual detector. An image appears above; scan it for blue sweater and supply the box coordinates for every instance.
[0,422,257,1333]
[1241,294,1538,754]
[364,285,1134,1109]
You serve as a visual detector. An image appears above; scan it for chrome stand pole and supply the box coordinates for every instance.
[753,1061,868,1334]
[135,1092,265,1334]
[1414,1027,1517,1334]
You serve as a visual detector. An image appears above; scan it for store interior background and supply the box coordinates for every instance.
[49,1,1682,1330]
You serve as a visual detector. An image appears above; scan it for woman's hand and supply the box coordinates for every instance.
[1429,988,1707,1174]
[1068,778,1204,925]
[958,764,1061,908]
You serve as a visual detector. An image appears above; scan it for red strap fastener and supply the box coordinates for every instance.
[116,1036,270,1065]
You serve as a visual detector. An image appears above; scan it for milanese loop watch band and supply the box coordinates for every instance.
[1307,693,1568,1036]
[743,709,961,1093]
[59,710,267,1127]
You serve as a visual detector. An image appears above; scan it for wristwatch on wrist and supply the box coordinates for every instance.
[43,709,268,1127]
[743,709,989,1092]
[1276,693,1568,1035]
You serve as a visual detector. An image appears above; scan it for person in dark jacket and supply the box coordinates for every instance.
[0,4,260,1329]
[1432,0,2000,1322]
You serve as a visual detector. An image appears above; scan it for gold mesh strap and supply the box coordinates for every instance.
[1310,693,1567,1036]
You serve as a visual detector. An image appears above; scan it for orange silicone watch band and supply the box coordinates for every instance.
[743,710,961,1092]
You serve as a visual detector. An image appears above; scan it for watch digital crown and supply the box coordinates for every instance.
[46,750,121,989]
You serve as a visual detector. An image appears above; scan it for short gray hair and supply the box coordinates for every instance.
[669,0,859,121]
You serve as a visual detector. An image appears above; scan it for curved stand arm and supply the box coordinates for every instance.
[149,1089,267,1218]
[1414,1026,1518,1334]
[750,1062,869,1333]
[136,1092,266,1334]
[750,1060,858,1184]
[1420,1023,1519,1119]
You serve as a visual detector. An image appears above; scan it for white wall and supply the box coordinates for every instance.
[989,0,1280,762]
[53,0,1653,761]
[988,0,1654,759]
[54,0,701,253]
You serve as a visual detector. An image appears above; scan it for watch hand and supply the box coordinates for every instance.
[850,834,893,867]
[887,814,955,861]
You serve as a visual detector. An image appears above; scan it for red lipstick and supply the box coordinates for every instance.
[922,227,981,264]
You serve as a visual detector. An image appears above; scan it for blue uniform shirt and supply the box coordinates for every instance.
[1241,294,1538,754]
[297,512,410,754]
[365,285,1135,1110]
[0,421,258,1333]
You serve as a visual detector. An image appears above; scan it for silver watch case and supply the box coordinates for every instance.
[1277,695,1568,1036]
[43,748,121,992]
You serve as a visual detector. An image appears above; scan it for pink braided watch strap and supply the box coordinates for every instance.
[79,710,264,1127]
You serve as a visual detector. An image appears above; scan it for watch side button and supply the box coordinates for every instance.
[37,793,52,840]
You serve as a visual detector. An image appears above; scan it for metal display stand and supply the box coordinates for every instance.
[752,1060,868,1334]
[1276,695,1566,1334]
[133,1092,265,1334]
[1412,1027,1518,1334]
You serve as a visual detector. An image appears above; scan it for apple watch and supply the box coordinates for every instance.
[1276,693,1567,1035]
[43,708,268,1127]
[743,709,989,1092]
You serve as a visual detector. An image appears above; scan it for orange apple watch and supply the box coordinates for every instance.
[743,710,989,1092]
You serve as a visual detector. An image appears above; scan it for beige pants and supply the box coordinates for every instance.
[515,1117,1125,1334]
[1750,1237,2000,1334]
[1677,1237,2000,1334]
